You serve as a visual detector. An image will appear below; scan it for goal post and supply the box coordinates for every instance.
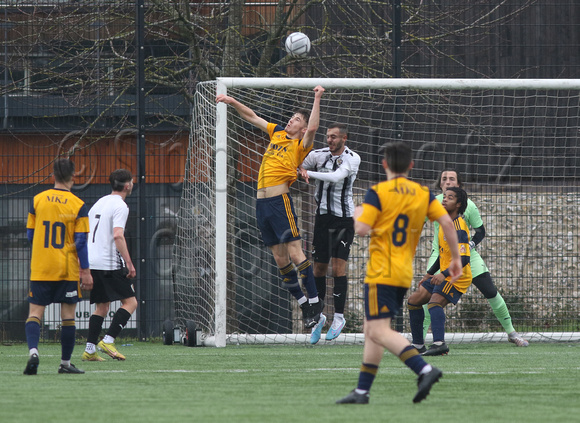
[174,77,580,347]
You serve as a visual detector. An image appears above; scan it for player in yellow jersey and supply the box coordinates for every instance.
[407,186,472,356]
[216,86,326,328]
[24,158,93,375]
[337,142,462,405]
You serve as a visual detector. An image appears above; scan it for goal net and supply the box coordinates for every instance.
[173,78,580,347]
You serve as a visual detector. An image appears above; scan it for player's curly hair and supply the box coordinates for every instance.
[446,186,468,215]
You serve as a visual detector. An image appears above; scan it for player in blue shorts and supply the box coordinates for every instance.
[217,86,326,328]
[408,187,472,356]
[336,142,462,405]
[423,169,529,346]
[24,158,93,375]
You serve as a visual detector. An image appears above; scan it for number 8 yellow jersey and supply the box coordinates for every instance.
[357,177,447,287]
[27,188,90,282]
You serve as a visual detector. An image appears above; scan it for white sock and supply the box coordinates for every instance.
[85,343,96,354]
[412,343,424,350]
[420,364,433,375]
[61,359,71,367]
[309,296,319,304]
[334,313,344,322]
[355,388,368,395]
[297,297,307,306]
[29,348,39,357]
[103,335,115,344]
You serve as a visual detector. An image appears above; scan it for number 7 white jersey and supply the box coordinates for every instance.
[88,194,129,271]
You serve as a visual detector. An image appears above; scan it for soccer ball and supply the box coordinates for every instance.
[284,32,311,58]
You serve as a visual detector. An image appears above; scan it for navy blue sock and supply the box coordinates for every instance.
[297,260,317,299]
[408,303,425,345]
[60,319,76,361]
[399,345,427,375]
[280,263,305,301]
[25,317,41,350]
[428,303,446,343]
[357,362,379,392]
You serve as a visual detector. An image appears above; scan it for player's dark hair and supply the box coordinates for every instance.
[446,187,468,215]
[110,169,133,192]
[295,108,311,126]
[53,158,75,183]
[384,141,412,173]
[328,122,348,137]
[437,168,463,189]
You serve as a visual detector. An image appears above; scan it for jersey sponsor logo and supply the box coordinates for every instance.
[388,185,416,195]
[46,194,68,204]
[268,142,288,153]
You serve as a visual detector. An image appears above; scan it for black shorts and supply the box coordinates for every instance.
[90,269,135,304]
[312,214,355,263]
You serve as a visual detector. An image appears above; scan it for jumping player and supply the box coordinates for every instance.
[216,86,325,328]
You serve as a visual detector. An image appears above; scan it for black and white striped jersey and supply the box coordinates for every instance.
[302,146,361,217]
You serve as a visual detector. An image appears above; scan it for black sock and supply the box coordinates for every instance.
[106,308,132,339]
[333,276,348,314]
[87,314,105,345]
[314,276,327,301]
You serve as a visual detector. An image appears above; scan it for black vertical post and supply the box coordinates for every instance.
[393,0,405,333]
[392,0,403,141]
[136,0,147,340]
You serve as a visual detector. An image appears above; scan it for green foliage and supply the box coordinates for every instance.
[1,342,579,423]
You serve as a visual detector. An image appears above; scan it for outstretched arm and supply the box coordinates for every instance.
[216,94,269,133]
[301,86,325,150]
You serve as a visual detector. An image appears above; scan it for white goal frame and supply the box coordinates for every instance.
[204,77,580,347]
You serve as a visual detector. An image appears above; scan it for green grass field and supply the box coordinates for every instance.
[1,341,578,423]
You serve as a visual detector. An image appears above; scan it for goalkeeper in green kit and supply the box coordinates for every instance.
[423,169,529,347]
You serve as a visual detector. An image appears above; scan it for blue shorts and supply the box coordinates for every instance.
[421,278,463,305]
[255,193,301,246]
[28,280,81,306]
[364,284,408,320]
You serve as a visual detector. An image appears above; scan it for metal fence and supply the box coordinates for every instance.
[1,1,579,342]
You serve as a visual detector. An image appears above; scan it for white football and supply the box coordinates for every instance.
[285,32,311,58]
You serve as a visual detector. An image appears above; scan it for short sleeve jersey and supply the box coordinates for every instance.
[430,195,488,276]
[88,194,129,271]
[257,123,313,190]
[357,177,447,287]
[301,147,361,217]
[27,188,90,282]
[437,215,473,292]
